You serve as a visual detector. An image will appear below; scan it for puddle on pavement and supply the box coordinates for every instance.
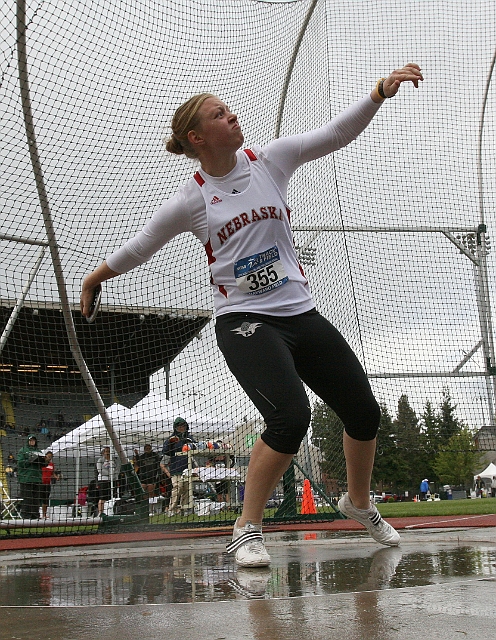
[0,543,495,605]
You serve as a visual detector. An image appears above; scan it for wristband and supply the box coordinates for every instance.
[376,78,387,100]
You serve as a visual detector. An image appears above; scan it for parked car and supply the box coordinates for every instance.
[370,491,384,504]
[382,493,400,502]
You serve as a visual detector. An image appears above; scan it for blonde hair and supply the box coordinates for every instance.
[165,93,216,159]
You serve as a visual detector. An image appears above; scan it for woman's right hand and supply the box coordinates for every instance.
[80,279,99,318]
[80,261,119,317]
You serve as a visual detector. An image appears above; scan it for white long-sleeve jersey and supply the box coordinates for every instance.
[106,95,381,314]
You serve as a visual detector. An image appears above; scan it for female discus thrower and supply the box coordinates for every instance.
[81,63,423,567]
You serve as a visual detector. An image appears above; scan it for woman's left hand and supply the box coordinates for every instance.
[382,62,424,98]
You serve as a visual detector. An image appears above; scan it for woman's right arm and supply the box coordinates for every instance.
[80,184,205,318]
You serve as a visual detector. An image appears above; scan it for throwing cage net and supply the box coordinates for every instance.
[1,0,495,535]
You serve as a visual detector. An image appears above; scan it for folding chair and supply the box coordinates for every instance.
[0,480,22,519]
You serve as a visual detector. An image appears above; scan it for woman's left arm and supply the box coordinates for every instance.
[264,63,423,176]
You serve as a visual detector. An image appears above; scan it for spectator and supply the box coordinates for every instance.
[134,444,161,501]
[16,434,45,519]
[37,419,50,437]
[475,475,485,498]
[5,453,17,479]
[40,451,61,519]
[162,417,196,516]
[419,478,429,501]
[77,486,88,507]
[491,476,496,498]
[96,446,121,516]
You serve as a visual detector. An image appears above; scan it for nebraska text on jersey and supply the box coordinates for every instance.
[217,206,286,246]
[194,147,313,317]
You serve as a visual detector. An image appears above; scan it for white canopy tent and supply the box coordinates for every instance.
[48,393,236,456]
[474,462,496,483]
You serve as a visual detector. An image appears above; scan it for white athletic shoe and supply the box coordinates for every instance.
[226,518,271,567]
[338,492,401,547]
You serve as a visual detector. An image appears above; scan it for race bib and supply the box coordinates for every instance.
[234,245,288,295]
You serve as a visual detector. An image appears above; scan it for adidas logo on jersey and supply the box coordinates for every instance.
[210,195,222,205]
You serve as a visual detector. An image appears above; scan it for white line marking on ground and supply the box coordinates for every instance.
[404,514,495,529]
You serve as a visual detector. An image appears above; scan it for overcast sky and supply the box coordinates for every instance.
[1,0,496,430]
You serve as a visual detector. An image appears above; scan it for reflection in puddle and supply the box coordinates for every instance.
[0,545,494,606]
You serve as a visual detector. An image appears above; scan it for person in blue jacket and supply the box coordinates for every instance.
[419,478,429,501]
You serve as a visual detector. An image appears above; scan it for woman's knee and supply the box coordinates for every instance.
[342,400,381,441]
[260,403,312,454]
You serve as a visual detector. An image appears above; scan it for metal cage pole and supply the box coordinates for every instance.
[476,46,496,424]
[16,0,146,516]
[274,0,318,139]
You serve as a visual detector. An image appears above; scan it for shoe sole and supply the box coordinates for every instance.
[236,559,271,568]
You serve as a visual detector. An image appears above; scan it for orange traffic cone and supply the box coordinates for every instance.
[301,478,317,514]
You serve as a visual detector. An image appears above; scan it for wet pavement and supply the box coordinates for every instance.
[1,526,495,639]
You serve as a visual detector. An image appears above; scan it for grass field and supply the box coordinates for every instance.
[151,499,496,523]
[377,497,496,518]
[2,499,495,536]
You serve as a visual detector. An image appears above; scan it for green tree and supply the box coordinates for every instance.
[437,387,462,442]
[432,426,482,487]
[310,401,347,488]
[392,394,421,490]
[373,402,401,489]
[417,389,466,485]
[418,400,441,483]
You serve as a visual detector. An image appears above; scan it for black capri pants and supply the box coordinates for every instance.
[216,308,380,455]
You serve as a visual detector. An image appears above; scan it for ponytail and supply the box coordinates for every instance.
[165,92,216,159]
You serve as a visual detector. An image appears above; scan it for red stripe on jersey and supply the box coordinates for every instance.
[204,239,216,265]
[244,149,257,161]
[194,172,205,186]
[204,240,227,298]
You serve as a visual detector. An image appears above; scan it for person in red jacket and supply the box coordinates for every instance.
[41,451,60,519]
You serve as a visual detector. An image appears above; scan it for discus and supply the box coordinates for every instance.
[86,284,102,324]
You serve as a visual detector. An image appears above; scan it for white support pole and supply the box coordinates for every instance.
[0,245,45,355]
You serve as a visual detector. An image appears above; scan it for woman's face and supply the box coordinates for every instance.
[192,97,244,154]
